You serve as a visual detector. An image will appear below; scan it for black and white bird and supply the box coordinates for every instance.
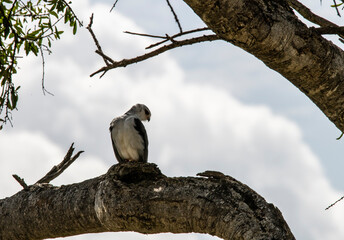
[109,104,151,163]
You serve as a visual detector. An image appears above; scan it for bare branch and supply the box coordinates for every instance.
[332,0,341,17]
[146,27,211,49]
[90,34,220,78]
[124,27,211,50]
[86,14,114,66]
[124,31,167,39]
[110,0,120,12]
[36,143,84,184]
[12,174,28,190]
[312,26,344,36]
[166,0,183,33]
[39,45,54,96]
[326,195,344,210]
[287,0,338,27]
[287,0,344,39]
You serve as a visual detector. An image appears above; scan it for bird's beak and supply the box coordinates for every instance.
[147,116,150,122]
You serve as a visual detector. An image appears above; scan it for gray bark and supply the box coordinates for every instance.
[183,0,344,132]
[0,163,295,240]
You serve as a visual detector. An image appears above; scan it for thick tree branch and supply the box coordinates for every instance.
[0,163,295,240]
[181,0,344,133]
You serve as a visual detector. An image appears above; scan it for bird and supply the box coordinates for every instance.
[109,104,151,163]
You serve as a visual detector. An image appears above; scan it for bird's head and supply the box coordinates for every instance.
[126,103,151,122]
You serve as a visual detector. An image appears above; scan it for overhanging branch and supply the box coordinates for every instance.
[287,0,344,39]
[90,34,219,78]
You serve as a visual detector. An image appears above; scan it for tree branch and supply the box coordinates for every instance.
[166,0,183,33]
[312,26,344,35]
[36,143,84,184]
[287,0,344,39]
[12,174,28,190]
[326,195,344,210]
[180,0,344,133]
[87,14,114,66]
[0,163,295,240]
[287,0,338,27]
[90,34,219,78]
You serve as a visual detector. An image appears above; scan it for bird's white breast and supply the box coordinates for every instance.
[112,116,145,161]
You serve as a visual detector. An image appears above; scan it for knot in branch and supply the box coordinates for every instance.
[106,162,166,183]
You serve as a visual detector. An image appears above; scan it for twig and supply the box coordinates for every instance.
[146,27,211,49]
[336,132,343,140]
[124,31,167,39]
[110,0,120,12]
[62,0,83,26]
[166,0,182,33]
[124,27,211,49]
[325,195,344,210]
[332,0,341,17]
[90,34,220,78]
[87,14,114,66]
[39,45,54,96]
[36,143,84,184]
[12,174,28,190]
[287,0,344,39]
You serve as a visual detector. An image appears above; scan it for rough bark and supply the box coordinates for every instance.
[0,163,295,240]
[183,0,344,132]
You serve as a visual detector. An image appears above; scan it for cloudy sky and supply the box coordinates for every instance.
[2,0,344,239]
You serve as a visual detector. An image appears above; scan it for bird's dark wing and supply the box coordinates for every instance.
[134,118,148,163]
[109,124,125,163]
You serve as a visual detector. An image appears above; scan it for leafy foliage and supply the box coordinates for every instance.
[0,0,82,129]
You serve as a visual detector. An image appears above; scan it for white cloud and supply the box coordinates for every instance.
[1,0,344,240]
[0,131,107,199]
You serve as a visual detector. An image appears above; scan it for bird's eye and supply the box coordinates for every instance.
[144,109,150,115]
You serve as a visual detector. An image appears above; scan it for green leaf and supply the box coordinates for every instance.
[64,10,70,23]
[49,10,59,18]
[72,22,77,35]
[331,3,343,7]
[10,87,18,109]
[6,99,12,110]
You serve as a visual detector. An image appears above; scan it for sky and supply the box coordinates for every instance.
[1,0,344,239]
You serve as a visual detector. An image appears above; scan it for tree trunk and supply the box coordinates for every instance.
[183,0,344,132]
[0,163,295,240]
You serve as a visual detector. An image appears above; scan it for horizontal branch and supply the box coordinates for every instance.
[0,163,295,240]
[90,34,219,77]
